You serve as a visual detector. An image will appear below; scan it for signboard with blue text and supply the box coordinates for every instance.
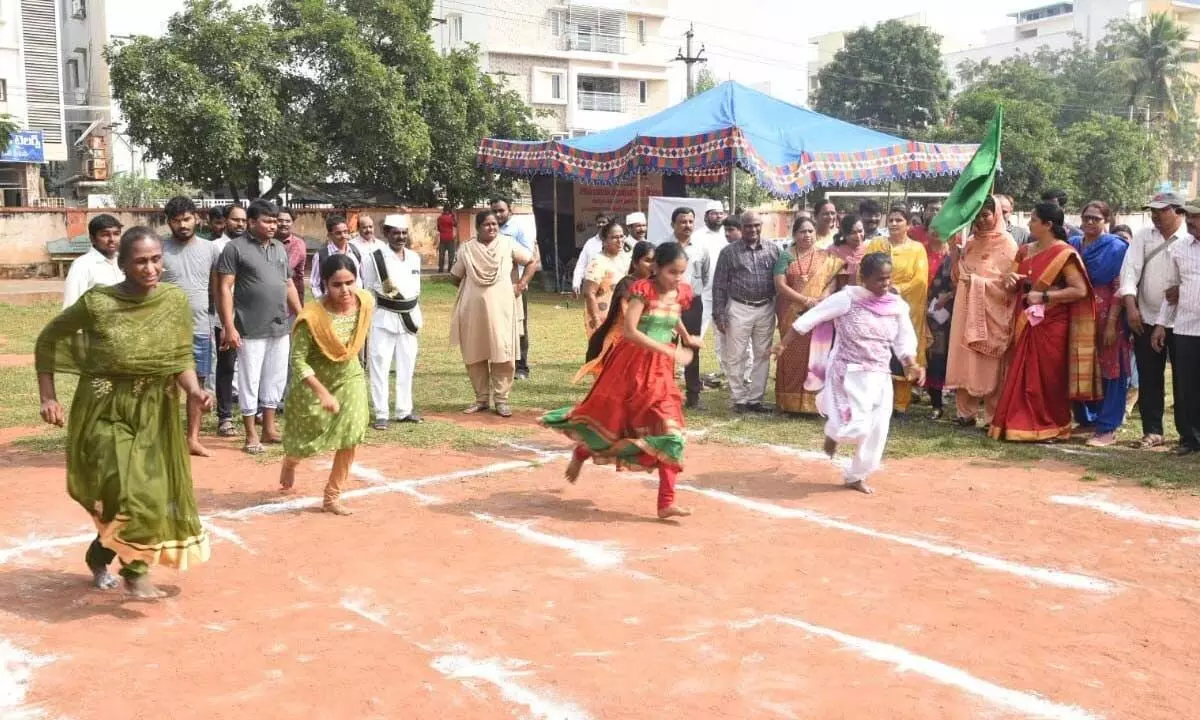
[0,130,46,163]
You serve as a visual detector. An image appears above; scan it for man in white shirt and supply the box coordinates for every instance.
[361,214,424,428]
[311,214,362,298]
[63,214,124,307]
[672,206,711,409]
[696,200,727,346]
[1119,191,1191,449]
[571,212,614,295]
[1152,201,1200,455]
[626,211,648,243]
[352,214,386,256]
[492,197,540,380]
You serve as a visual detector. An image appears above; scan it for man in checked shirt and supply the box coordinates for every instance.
[712,210,780,413]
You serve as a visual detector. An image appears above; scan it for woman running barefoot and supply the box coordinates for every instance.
[773,252,924,494]
[278,254,374,515]
[35,227,211,599]
[542,242,701,520]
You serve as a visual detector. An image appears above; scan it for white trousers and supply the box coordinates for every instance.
[236,336,289,416]
[722,300,776,405]
[821,369,893,484]
[368,325,418,420]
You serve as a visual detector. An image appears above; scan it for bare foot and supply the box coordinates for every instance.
[823,436,838,458]
[262,432,283,445]
[323,502,353,516]
[846,480,874,495]
[124,575,168,600]
[91,566,119,590]
[279,463,297,493]
[564,454,585,484]
[188,439,214,458]
[657,505,692,520]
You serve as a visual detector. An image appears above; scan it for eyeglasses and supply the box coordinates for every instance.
[1081,215,1105,223]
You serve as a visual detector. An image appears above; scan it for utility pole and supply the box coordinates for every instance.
[673,24,706,97]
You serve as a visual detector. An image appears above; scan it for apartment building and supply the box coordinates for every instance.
[0,0,110,205]
[431,0,675,138]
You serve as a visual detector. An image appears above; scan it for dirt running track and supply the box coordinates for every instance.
[1,423,1199,719]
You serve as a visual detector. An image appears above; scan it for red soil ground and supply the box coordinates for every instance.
[1,424,1198,719]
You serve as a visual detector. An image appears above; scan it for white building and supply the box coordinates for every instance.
[431,0,675,138]
[943,1,1133,82]
[58,0,113,198]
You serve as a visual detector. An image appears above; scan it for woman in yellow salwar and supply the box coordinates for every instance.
[866,205,929,413]
[773,216,845,414]
[574,241,655,383]
[36,227,211,599]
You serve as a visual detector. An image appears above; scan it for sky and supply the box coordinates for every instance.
[105,0,1038,104]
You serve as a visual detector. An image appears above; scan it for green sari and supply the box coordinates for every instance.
[35,284,211,573]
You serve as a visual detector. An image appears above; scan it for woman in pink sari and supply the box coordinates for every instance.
[944,196,1020,426]
[990,203,1099,441]
[829,212,867,286]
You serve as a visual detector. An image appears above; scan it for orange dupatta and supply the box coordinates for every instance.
[1013,242,1100,402]
[292,289,375,362]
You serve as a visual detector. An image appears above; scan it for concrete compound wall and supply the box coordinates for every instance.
[0,206,491,278]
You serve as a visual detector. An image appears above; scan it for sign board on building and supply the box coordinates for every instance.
[572,175,664,248]
[0,131,46,163]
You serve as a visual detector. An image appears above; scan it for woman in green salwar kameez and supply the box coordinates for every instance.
[36,227,212,599]
[278,254,374,516]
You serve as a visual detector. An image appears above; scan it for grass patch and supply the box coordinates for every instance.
[0,301,60,353]
[2,278,1193,488]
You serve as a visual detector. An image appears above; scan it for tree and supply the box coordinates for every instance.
[1107,13,1197,120]
[107,0,541,205]
[692,67,718,97]
[106,0,319,199]
[813,20,950,131]
[0,114,17,156]
[1062,114,1159,211]
[104,173,196,208]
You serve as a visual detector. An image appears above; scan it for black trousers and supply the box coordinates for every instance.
[1174,333,1200,450]
[517,292,530,373]
[214,326,238,421]
[1132,325,1178,437]
[680,296,703,397]
[86,536,115,568]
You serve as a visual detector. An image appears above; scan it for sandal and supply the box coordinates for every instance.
[243,443,266,455]
[372,420,389,431]
[217,419,236,437]
[463,402,489,414]
[495,403,513,418]
[1087,432,1117,447]
[1139,434,1164,449]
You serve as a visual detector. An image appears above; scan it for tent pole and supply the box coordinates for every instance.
[729,166,737,212]
[553,176,561,294]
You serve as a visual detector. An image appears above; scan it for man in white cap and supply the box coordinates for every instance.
[626,211,648,243]
[697,200,728,353]
[360,214,424,428]
[571,212,615,295]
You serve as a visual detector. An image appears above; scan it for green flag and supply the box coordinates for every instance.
[930,106,1003,241]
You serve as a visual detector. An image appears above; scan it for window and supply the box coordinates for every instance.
[448,13,463,43]
[0,79,7,102]
[550,73,564,101]
[637,18,646,45]
[66,59,80,89]
[70,0,86,18]
[638,80,647,104]
[550,9,564,36]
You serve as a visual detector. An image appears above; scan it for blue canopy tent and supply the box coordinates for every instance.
[477,81,979,289]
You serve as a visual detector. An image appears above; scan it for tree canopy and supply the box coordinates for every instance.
[813,20,951,132]
[106,0,541,204]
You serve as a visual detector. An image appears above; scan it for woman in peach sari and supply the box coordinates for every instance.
[773,216,845,414]
[944,196,1020,426]
[989,203,1099,442]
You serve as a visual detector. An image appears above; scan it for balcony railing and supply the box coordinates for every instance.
[577,91,624,112]
[562,30,625,54]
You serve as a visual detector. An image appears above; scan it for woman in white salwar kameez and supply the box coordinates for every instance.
[773,253,924,494]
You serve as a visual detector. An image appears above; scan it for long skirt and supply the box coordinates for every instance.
[542,339,685,471]
[989,306,1073,442]
[67,374,210,571]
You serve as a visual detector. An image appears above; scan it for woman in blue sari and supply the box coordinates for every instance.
[1070,201,1130,446]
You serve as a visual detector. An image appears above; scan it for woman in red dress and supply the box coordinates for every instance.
[990,203,1100,442]
[541,243,702,520]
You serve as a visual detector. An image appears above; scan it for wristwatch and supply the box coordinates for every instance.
[1042,290,1050,304]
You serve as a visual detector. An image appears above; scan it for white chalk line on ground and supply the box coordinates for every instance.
[471,513,624,570]
[0,638,55,719]
[734,616,1101,720]
[1050,494,1200,532]
[341,596,591,720]
[0,533,95,566]
[681,486,1117,593]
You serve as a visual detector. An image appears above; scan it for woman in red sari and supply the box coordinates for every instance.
[542,242,702,520]
[990,203,1100,442]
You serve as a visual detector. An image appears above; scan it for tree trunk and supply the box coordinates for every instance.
[261,179,287,201]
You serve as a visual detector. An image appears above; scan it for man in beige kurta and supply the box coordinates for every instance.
[450,234,533,410]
